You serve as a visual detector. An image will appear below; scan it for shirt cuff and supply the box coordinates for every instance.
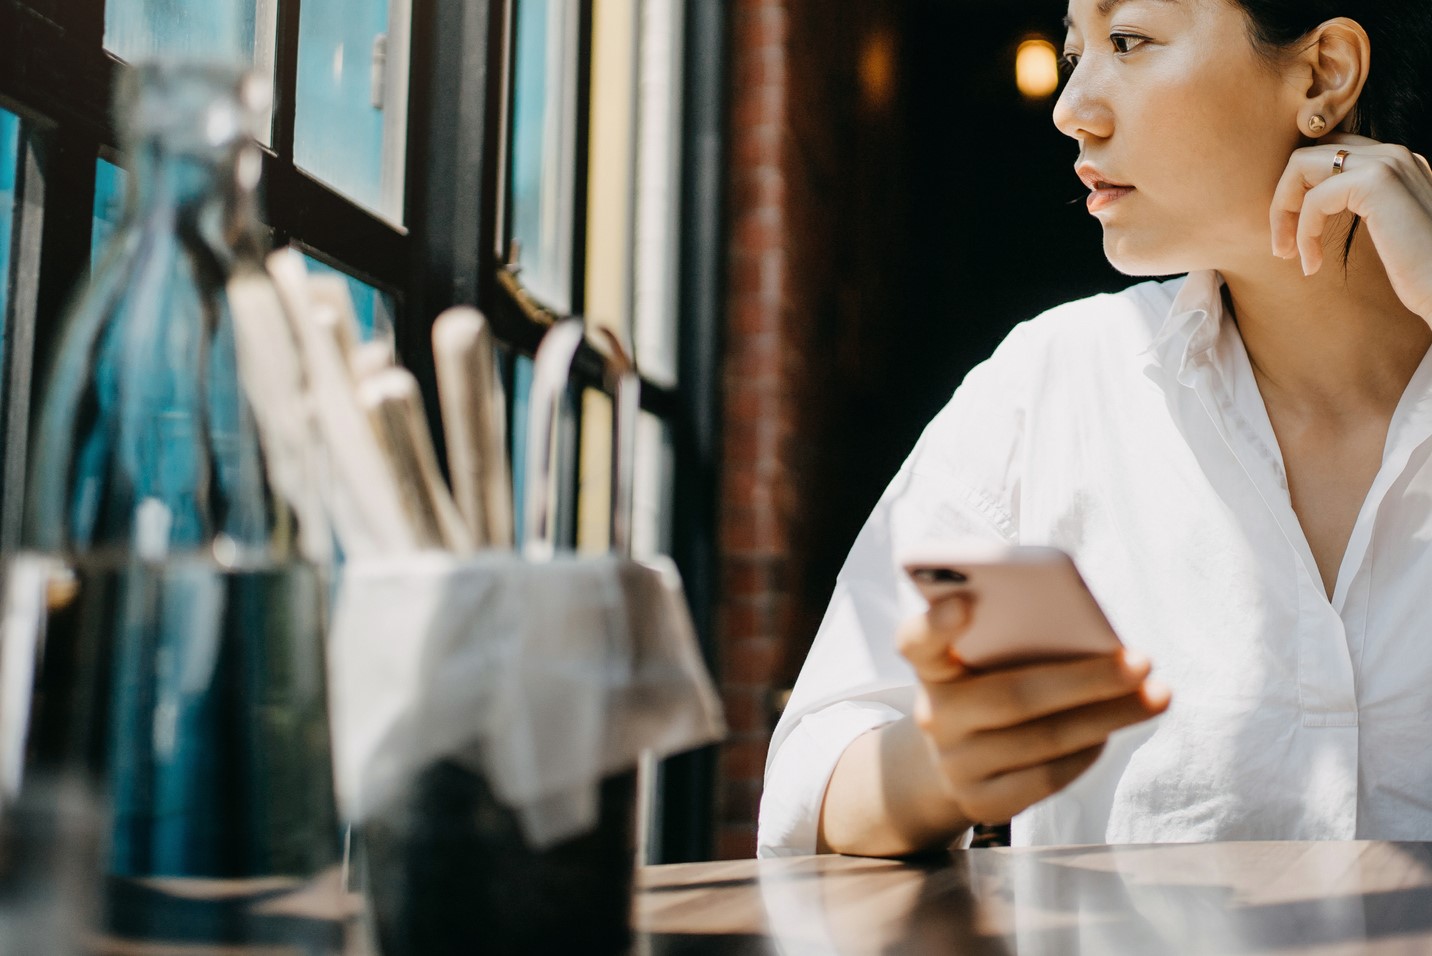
[757,701,904,858]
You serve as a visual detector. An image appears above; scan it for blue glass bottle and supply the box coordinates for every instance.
[1,63,343,952]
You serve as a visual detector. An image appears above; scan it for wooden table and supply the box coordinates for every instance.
[632,842,1432,954]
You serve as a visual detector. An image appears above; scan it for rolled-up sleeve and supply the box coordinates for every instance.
[757,700,906,857]
[756,325,1034,859]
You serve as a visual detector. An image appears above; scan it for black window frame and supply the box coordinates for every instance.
[0,0,727,863]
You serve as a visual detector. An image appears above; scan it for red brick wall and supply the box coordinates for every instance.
[716,0,908,860]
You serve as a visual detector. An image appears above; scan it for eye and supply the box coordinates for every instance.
[1060,51,1082,75]
[1110,33,1149,55]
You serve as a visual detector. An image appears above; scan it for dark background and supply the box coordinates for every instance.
[784,0,1127,681]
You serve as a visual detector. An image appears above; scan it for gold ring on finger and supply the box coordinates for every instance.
[1332,149,1351,175]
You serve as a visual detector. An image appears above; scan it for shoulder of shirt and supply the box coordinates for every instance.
[994,275,1185,365]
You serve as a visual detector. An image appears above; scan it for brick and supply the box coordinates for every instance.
[721,686,770,735]
[722,376,783,410]
[725,410,783,459]
[728,252,783,303]
[722,350,784,404]
[723,467,783,513]
[724,602,777,644]
[735,45,788,92]
[720,737,770,782]
[731,200,784,252]
[725,635,781,683]
[722,463,760,501]
[730,164,785,208]
[720,507,780,557]
[734,5,788,53]
[723,499,782,542]
[724,555,785,598]
[730,297,780,337]
[731,85,785,136]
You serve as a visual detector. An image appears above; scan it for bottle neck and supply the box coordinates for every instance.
[125,137,265,263]
[118,62,268,258]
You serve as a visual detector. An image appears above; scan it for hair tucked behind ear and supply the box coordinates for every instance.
[1232,0,1432,158]
[1231,0,1432,260]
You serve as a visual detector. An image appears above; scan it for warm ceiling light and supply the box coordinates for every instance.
[1016,39,1060,99]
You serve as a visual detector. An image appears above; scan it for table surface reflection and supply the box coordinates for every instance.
[632,842,1432,955]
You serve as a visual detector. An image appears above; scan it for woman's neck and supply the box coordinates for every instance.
[1220,223,1432,421]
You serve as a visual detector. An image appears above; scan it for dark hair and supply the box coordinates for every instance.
[1231,1,1432,257]
[1233,1,1432,155]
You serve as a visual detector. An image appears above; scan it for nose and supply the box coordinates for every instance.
[1052,65,1114,143]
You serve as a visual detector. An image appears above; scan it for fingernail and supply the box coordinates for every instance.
[933,598,967,630]
[1122,649,1150,674]
[1142,679,1172,709]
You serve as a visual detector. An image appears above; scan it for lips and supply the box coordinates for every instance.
[1076,164,1135,213]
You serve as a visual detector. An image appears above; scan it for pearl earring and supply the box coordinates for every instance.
[1307,114,1328,135]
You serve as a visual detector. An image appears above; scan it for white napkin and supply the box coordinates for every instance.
[327,552,725,848]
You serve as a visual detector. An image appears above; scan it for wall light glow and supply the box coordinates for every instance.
[1016,39,1060,99]
[860,29,897,112]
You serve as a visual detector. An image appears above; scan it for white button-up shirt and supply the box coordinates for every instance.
[758,271,1432,856]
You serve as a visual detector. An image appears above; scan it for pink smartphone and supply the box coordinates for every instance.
[900,542,1123,669]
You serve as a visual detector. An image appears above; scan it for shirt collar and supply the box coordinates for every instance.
[1144,270,1228,386]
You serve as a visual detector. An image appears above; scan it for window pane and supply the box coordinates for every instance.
[106,0,258,61]
[0,110,19,343]
[93,159,129,271]
[299,253,396,353]
[632,411,673,560]
[576,389,612,555]
[632,0,685,387]
[104,0,279,141]
[583,0,637,346]
[294,0,411,221]
[509,0,580,314]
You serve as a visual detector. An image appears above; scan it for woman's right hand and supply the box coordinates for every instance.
[897,596,1171,827]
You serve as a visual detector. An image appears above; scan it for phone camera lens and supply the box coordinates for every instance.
[916,568,968,585]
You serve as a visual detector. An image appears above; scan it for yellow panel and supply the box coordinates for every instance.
[585,0,638,341]
[577,389,614,555]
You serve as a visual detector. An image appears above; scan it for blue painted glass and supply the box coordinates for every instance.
[294,0,402,218]
[92,159,128,273]
[510,0,576,313]
[0,109,19,370]
[104,0,260,65]
[299,253,396,349]
[510,354,534,546]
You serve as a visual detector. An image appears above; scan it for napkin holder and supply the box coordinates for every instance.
[327,551,724,954]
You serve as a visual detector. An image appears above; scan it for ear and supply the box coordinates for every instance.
[1294,18,1371,136]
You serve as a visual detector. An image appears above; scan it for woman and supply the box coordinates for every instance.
[759,0,1432,858]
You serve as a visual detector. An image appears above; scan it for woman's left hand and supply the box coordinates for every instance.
[1271,132,1432,322]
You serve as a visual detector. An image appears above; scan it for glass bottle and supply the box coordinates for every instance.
[0,62,344,952]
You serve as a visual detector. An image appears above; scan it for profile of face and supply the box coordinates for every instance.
[1055,0,1309,277]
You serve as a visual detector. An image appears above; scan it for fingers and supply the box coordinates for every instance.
[932,682,1170,825]
[907,648,1171,825]
[1271,140,1428,273]
[924,649,1153,736]
[939,685,1170,781]
[953,745,1106,825]
[1293,174,1355,276]
[897,597,972,683]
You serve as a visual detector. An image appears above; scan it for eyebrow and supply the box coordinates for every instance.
[1063,0,1179,30]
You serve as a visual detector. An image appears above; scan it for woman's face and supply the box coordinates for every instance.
[1055,0,1305,276]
